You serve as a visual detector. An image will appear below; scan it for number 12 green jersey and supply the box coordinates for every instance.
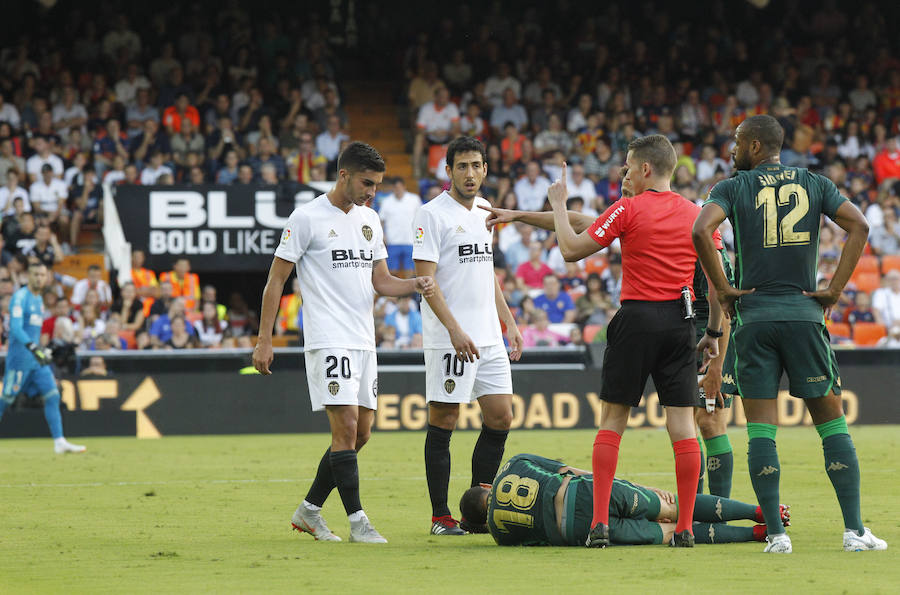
[705,163,847,325]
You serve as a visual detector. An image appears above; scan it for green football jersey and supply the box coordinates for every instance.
[705,163,847,325]
[693,247,735,331]
[487,454,565,546]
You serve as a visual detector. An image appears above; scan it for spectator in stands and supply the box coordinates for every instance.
[259,162,279,185]
[513,160,551,211]
[25,136,64,182]
[74,303,105,349]
[315,115,348,175]
[6,211,35,256]
[225,291,258,337]
[69,171,102,249]
[408,61,443,112]
[126,88,160,137]
[165,316,198,349]
[501,221,533,273]
[150,298,193,347]
[216,149,240,184]
[170,119,205,169]
[846,291,876,325]
[140,150,174,185]
[601,252,623,306]
[29,164,69,232]
[133,120,172,167]
[289,132,327,183]
[575,273,614,326]
[92,119,130,176]
[115,63,151,109]
[490,88,529,136]
[583,137,617,183]
[533,273,576,324]
[111,281,145,332]
[521,309,568,348]
[379,177,422,276]
[249,137,286,180]
[98,316,128,350]
[160,258,200,311]
[869,207,900,255]
[872,137,900,187]
[0,170,30,216]
[876,324,900,348]
[872,270,900,328]
[516,244,554,290]
[71,264,112,310]
[413,85,460,177]
[534,114,573,157]
[383,296,423,348]
[195,300,227,347]
[162,92,200,136]
[0,139,26,184]
[484,62,521,108]
[27,225,63,269]
[148,280,174,321]
[276,277,302,337]
[51,86,87,141]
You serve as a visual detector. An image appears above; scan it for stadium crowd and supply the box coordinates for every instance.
[0,1,898,355]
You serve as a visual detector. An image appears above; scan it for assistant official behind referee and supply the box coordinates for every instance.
[546,135,723,549]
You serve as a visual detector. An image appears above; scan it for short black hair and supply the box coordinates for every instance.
[459,486,489,528]
[446,136,487,168]
[337,141,385,173]
[28,260,47,271]
[626,134,677,177]
[740,115,785,154]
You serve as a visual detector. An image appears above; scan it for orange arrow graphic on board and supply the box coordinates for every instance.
[121,377,162,438]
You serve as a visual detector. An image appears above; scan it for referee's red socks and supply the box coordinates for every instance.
[673,438,702,534]
[591,430,621,527]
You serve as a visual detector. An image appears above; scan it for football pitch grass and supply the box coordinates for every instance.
[1,426,898,594]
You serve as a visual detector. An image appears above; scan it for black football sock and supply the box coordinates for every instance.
[425,424,453,517]
[304,447,335,507]
[329,449,362,516]
[471,424,509,486]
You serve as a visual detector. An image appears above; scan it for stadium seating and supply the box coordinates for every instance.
[882,255,900,274]
[852,322,887,346]
[852,272,882,294]
[827,321,851,340]
[119,330,137,350]
[854,255,880,275]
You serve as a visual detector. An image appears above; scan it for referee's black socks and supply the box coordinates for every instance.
[329,449,362,516]
[425,424,453,518]
[471,424,509,487]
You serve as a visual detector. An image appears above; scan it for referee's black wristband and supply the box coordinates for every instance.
[705,328,723,338]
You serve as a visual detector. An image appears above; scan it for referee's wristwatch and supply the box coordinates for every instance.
[705,328,723,338]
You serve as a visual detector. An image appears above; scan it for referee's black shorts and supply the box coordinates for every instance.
[600,300,698,408]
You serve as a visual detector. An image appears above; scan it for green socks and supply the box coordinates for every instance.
[817,416,863,534]
[694,523,755,544]
[693,493,758,523]
[747,423,784,536]
[704,434,734,498]
[696,437,706,494]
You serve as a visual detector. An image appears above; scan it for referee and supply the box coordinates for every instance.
[546,135,722,549]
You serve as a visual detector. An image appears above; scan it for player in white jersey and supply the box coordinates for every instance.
[412,136,523,536]
[253,142,435,544]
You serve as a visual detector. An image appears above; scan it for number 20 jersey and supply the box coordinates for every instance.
[706,164,847,325]
[412,192,503,349]
[275,194,387,351]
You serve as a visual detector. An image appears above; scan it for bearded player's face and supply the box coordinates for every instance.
[732,126,753,171]
[447,150,486,200]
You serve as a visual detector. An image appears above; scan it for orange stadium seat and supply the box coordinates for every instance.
[882,255,900,274]
[119,330,136,350]
[583,324,603,343]
[852,272,882,294]
[853,254,879,275]
[827,322,851,340]
[853,322,887,346]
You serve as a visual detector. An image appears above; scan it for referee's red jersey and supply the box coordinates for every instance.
[587,190,721,301]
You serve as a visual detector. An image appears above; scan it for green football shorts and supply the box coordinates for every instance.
[731,321,841,399]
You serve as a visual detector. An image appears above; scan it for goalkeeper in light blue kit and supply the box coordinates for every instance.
[0,261,85,453]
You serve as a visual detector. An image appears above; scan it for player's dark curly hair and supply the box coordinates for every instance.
[446,136,487,169]
[337,141,385,173]
[459,485,490,527]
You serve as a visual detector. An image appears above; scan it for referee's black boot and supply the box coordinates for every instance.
[585,523,610,548]
[671,530,695,547]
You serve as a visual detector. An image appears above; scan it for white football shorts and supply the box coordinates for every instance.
[424,343,513,404]
[305,348,378,411]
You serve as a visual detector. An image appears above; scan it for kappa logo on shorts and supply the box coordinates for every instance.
[372,378,378,398]
[328,381,340,396]
[444,379,456,394]
[722,373,735,385]
[361,225,373,242]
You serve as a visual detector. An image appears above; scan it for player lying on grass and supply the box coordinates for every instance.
[459,454,789,546]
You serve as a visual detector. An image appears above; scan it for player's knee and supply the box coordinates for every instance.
[484,408,513,431]
[355,428,371,451]
[429,404,459,430]
[42,390,61,406]
[696,411,725,438]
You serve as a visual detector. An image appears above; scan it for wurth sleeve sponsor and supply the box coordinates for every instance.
[587,199,629,247]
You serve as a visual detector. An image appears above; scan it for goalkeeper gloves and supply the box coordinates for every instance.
[27,343,52,366]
